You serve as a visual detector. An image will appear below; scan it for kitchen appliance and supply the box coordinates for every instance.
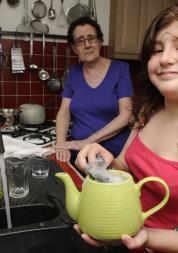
[56,170,169,241]
[1,121,57,148]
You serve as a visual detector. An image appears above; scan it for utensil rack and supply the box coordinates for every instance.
[0,30,67,40]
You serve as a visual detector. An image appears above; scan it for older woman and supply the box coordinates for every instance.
[55,17,133,163]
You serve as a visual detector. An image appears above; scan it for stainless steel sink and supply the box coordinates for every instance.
[0,203,130,253]
[0,204,60,228]
[0,204,105,253]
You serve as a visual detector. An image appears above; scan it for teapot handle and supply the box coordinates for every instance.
[136,176,170,221]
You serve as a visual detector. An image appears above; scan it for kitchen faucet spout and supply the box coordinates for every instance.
[0,131,4,154]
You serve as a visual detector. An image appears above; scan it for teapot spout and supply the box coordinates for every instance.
[55,172,80,220]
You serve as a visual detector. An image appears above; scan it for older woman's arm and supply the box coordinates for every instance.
[87,97,132,143]
[55,98,71,161]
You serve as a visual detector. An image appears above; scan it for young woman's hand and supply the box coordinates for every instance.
[121,228,148,250]
[74,224,122,247]
[75,143,114,171]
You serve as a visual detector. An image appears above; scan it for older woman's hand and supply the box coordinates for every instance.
[55,148,71,162]
[75,143,114,171]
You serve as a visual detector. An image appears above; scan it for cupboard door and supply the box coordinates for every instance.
[109,0,172,59]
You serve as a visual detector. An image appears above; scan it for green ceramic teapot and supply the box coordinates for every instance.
[55,170,169,241]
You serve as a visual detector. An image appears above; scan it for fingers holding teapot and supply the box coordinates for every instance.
[121,227,148,250]
[73,224,120,247]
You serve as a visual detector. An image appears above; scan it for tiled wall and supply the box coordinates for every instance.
[0,37,108,120]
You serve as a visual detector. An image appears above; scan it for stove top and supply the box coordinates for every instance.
[1,121,56,147]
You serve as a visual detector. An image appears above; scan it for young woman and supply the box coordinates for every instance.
[55,17,133,163]
[75,4,178,253]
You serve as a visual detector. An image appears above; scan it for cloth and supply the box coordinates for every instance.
[2,135,52,158]
[63,60,133,157]
[125,133,178,230]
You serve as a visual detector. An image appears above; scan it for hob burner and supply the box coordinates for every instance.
[23,133,53,145]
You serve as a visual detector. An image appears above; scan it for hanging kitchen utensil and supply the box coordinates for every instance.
[7,0,20,6]
[29,33,38,71]
[0,28,7,69]
[38,34,49,81]
[61,46,70,89]
[31,0,49,33]
[89,0,97,21]
[93,0,97,21]
[47,44,62,93]
[66,0,90,25]
[0,44,7,69]
[11,39,25,74]
[16,0,35,33]
[31,0,47,19]
[48,0,56,20]
[58,0,68,27]
[31,18,49,34]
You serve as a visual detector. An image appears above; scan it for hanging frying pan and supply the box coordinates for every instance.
[66,0,90,24]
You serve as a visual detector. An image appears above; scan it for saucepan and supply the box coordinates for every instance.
[0,109,19,126]
[19,103,46,125]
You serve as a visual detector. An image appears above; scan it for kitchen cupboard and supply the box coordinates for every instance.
[109,0,178,59]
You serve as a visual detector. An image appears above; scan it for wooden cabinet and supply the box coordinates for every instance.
[109,0,178,59]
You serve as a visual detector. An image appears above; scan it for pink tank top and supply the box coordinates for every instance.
[125,133,178,229]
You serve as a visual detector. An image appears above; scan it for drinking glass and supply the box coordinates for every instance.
[31,156,49,179]
[5,156,31,198]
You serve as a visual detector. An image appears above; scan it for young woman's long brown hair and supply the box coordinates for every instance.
[133,4,178,128]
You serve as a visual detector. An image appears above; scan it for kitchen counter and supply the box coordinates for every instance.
[51,154,84,191]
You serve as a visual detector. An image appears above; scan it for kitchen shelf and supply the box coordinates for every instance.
[0,30,67,40]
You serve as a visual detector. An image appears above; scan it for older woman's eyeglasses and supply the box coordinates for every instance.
[74,35,98,46]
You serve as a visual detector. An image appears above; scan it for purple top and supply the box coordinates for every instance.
[62,60,133,157]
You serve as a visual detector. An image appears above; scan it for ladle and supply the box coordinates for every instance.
[29,33,38,70]
[48,0,56,20]
[38,34,49,81]
[47,44,61,93]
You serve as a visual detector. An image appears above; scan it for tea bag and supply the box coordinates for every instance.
[84,154,125,183]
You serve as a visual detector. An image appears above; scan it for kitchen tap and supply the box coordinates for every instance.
[0,131,12,228]
[0,130,4,154]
